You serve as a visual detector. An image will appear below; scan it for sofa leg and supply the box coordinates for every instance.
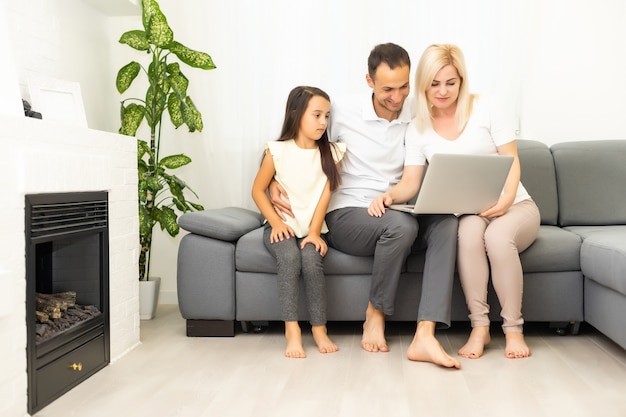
[549,321,580,336]
[240,321,269,333]
[186,319,235,337]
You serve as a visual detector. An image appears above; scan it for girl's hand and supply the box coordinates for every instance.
[301,235,328,256]
[368,193,392,217]
[270,224,295,243]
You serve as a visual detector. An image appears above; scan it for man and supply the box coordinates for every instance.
[271,43,460,368]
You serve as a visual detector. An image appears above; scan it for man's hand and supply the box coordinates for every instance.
[268,180,294,220]
[368,193,392,217]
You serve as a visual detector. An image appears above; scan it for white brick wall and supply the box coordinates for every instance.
[0,114,140,417]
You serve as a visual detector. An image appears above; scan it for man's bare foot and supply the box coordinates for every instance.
[312,325,339,354]
[361,302,389,352]
[406,321,461,369]
[458,326,491,359]
[285,322,306,358]
[505,332,531,358]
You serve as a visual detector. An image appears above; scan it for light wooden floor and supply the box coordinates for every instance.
[35,305,626,417]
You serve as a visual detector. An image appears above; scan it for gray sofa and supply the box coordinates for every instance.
[176,139,626,350]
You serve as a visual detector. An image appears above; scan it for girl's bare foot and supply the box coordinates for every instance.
[406,321,461,369]
[361,302,388,352]
[505,332,531,358]
[458,326,491,359]
[285,322,306,358]
[312,325,339,354]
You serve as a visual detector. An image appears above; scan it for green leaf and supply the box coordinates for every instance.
[159,206,180,236]
[144,1,173,48]
[145,61,169,129]
[188,202,204,211]
[119,103,145,136]
[118,30,149,51]
[182,97,203,132]
[116,61,141,94]
[167,94,184,128]
[138,205,155,237]
[168,71,189,99]
[169,41,216,70]
[159,154,192,169]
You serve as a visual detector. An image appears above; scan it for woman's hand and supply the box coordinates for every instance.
[368,193,392,217]
[301,234,328,256]
[479,194,514,218]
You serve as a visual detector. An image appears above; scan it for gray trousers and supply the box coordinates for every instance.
[326,208,457,327]
[263,226,327,325]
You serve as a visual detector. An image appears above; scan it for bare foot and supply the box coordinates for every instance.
[312,325,339,354]
[406,321,461,369]
[361,302,389,352]
[458,326,491,359]
[505,332,531,358]
[285,322,306,358]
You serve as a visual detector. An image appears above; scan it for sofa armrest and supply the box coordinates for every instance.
[178,207,264,241]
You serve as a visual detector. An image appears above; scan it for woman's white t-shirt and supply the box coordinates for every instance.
[267,139,346,237]
[404,96,530,205]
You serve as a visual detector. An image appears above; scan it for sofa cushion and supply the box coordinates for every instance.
[551,140,626,226]
[517,140,559,225]
[519,226,581,272]
[578,228,626,296]
[236,227,375,274]
[178,207,264,241]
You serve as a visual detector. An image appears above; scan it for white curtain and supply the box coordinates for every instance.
[156,0,529,211]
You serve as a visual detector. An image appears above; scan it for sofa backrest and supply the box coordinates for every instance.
[551,140,626,226]
[517,139,559,225]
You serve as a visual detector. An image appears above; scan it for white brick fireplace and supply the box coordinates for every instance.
[0,114,140,417]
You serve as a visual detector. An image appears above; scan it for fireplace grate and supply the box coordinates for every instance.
[29,199,108,240]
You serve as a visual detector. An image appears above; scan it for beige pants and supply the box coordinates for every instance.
[457,199,540,333]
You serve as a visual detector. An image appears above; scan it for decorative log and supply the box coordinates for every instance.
[35,291,77,322]
[35,310,49,323]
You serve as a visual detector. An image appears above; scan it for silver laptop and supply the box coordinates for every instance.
[390,153,514,215]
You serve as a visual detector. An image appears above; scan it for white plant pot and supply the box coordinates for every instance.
[139,277,161,320]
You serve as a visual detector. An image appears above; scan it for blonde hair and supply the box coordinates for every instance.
[414,44,476,133]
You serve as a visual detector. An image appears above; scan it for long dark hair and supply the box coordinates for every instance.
[277,86,341,191]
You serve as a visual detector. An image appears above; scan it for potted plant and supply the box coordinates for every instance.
[115,0,216,318]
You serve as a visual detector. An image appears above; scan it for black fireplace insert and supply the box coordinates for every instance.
[25,191,110,415]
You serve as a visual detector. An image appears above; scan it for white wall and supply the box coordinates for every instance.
[4,0,626,305]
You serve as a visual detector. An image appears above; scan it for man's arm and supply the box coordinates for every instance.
[268,178,294,220]
[368,165,425,217]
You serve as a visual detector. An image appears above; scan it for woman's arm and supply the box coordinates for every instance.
[479,141,520,218]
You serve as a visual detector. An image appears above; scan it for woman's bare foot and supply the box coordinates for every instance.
[505,332,531,358]
[458,326,491,359]
[312,325,339,354]
[361,302,389,352]
[406,321,461,369]
[284,322,306,358]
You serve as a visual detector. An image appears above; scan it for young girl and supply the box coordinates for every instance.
[251,86,345,358]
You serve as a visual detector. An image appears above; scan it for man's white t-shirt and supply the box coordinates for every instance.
[327,93,415,212]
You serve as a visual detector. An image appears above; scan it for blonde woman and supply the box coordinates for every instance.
[406,44,540,359]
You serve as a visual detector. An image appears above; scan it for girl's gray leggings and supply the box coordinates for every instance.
[263,226,327,325]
